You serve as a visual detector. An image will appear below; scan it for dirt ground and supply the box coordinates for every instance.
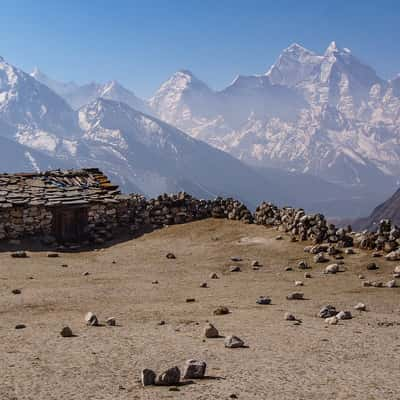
[1,219,400,400]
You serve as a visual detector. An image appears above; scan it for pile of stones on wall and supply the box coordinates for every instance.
[1,189,400,254]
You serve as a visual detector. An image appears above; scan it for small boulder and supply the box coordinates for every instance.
[304,272,312,278]
[336,310,352,320]
[11,251,28,258]
[229,265,241,272]
[286,292,304,300]
[183,359,207,379]
[284,312,296,321]
[318,305,337,318]
[298,260,310,270]
[386,279,397,288]
[166,253,176,259]
[366,262,378,270]
[60,326,73,337]
[294,280,303,286]
[314,253,328,263]
[275,235,283,240]
[186,298,196,303]
[325,264,339,274]
[256,296,271,305]
[224,335,245,348]
[141,369,156,386]
[156,367,181,386]
[354,302,366,311]
[106,317,116,326]
[230,257,242,262]
[15,324,26,329]
[84,312,99,326]
[47,252,59,258]
[200,282,208,288]
[11,289,21,295]
[204,323,219,338]
[285,266,293,271]
[209,273,219,279]
[213,306,230,315]
[251,260,261,267]
[325,316,339,325]
[344,248,355,255]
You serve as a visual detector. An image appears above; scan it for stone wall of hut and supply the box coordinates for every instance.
[0,205,52,240]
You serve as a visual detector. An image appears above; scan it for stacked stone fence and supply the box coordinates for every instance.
[1,191,399,254]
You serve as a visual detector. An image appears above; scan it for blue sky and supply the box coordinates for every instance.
[0,0,399,98]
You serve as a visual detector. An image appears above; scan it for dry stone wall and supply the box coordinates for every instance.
[1,190,400,255]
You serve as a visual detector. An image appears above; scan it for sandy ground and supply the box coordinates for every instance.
[1,219,400,400]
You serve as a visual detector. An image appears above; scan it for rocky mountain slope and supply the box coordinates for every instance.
[150,42,400,191]
[0,57,297,208]
[354,187,400,230]
[31,68,151,114]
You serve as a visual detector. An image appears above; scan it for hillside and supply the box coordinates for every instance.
[1,219,399,399]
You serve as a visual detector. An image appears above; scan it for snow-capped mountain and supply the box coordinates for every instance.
[0,56,296,208]
[0,57,80,156]
[150,42,400,191]
[31,68,151,114]
[75,98,292,205]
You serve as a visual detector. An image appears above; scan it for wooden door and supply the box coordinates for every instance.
[52,207,88,243]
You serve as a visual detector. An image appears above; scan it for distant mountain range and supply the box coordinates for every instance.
[0,41,399,217]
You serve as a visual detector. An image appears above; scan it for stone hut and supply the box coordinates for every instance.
[0,168,120,243]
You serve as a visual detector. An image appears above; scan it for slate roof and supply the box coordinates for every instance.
[0,168,120,208]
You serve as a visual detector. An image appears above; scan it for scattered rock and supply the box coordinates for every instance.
[284,312,296,321]
[229,265,241,272]
[82,271,90,276]
[106,317,116,326]
[11,289,21,295]
[344,248,355,255]
[15,324,26,329]
[61,264,68,268]
[251,260,261,267]
[231,257,242,262]
[60,326,73,337]
[275,235,283,240]
[47,252,59,258]
[394,266,400,274]
[200,282,208,288]
[314,253,328,263]
[298,260,310,270]
[152,280,159,284]
[366,262,379,270]
[325,316,339,325]
[186,298,196,303]
[11,251,28,258]
[166,253,176,259]
[224,335,245,348]
[155,367,181,386]
[141,369,156,386]
[158,320,166,326]
[213,306,230,315]
[354,302,366,311]
[183,359,207,379]
[372,252,382,258]
[385,250,400,261]
[285,266,293,271]
[337,310,352,320]
[386,279,397,288]
[286,292,304,300]
[256,296,271,305]
[304,272,312,278]
[325,264,339,274]
[318,305,337,318]
[359,274,365,279]
[209,273,219,279]
[84,312,99,326]
[204,323,219,338]
[294,280,303,286]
